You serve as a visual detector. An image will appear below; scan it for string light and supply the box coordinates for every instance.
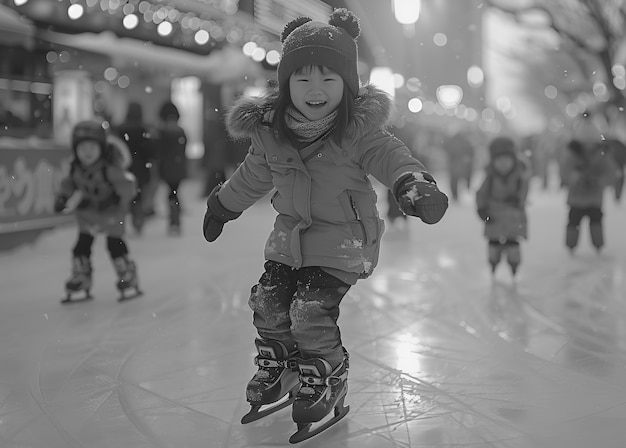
[122,13,139,29]
[67,3,84,20]
[13,0,279,59]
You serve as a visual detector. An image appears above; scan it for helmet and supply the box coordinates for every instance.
[72,120,107,154]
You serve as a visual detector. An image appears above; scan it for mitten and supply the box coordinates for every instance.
[96,194,120,212]
[53,196,67,213]
[394,172,448,224]
[203,185,242,242]
[477,208,490,222]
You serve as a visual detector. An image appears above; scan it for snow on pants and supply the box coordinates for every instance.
[248,261,350,369]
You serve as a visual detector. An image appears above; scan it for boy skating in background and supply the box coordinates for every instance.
[476,136,530,279]
[202,8,448,442]
[55,120,141,302]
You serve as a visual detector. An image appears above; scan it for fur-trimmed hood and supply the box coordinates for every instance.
[225,84,394,141]
[106,134,132,169]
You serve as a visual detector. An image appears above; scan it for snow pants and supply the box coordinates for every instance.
[248,261,350,369]
[73,232,129,259]
[488,239,521,273]
[566,206,603,249]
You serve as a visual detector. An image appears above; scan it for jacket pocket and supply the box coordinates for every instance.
[340,190,380,245]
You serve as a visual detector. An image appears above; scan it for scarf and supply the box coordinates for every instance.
[285,106,337,143]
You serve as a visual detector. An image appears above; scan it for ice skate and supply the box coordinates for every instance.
[566,226,579,254]
[168,198,181,236]
[112,256,142,301]
[131,205,145,235]
[508,261,519,285]
[168,223,181,236]
[241,339,300,424]
[289,355,350,444]
[61,256,93,304]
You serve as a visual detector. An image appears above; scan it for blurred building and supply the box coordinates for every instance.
[0,0,486,245]
[342,0,485,127]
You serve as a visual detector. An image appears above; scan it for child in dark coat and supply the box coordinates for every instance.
[202,8,448,439]
[115,102,155,234]
[561,137,619,252]
[155,101,188,235]
[476,136,530,278]
[54,120,140,302]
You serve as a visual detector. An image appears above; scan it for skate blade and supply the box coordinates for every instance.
[289,402,350,444]
[241,389,296,424]
[61,291,93,304]
[118,287,143,302]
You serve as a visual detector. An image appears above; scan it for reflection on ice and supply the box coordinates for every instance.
[395,333,423,376]
[0,182,625,447]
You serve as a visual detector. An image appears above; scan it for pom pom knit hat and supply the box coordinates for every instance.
[278,8,361,97]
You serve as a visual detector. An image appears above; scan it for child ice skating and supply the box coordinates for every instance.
[202,9,448,443]
[476,136,530,279]
[155,101,188,235]
[560,125,620,253]
[55,120,141,303]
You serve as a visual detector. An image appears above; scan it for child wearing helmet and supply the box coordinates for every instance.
[54,119,141,302]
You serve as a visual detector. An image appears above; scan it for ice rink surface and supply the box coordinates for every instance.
[1,177,625,448]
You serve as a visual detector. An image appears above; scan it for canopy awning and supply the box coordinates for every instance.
[0,4,34,47]
[39,28,264,82]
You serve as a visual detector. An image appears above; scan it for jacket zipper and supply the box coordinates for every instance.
[348,191,368,245]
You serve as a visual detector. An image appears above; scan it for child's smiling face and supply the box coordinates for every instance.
[289,65,344,121]
[76,140,102,166]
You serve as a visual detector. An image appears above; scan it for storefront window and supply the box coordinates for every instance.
[0,46,53,138]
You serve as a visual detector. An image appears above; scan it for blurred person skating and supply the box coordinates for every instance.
[476,136,530,279]
[603,137,626,202]
[54,120,141,303]
[155,101,188,235]
[115,102,156,234]
[385,188,407,235]
[442,126,475,201]
[385,117,421,236]
[202,9,448,442]
[201,109,228,197]
[561,115,620,253]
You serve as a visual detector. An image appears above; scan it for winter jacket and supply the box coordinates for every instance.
[476,155,530,240]
[221,84,429,279]
[57,135,137,237]
[560,140,619,208]
[155,122,188,185]
[115,121,155,187]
